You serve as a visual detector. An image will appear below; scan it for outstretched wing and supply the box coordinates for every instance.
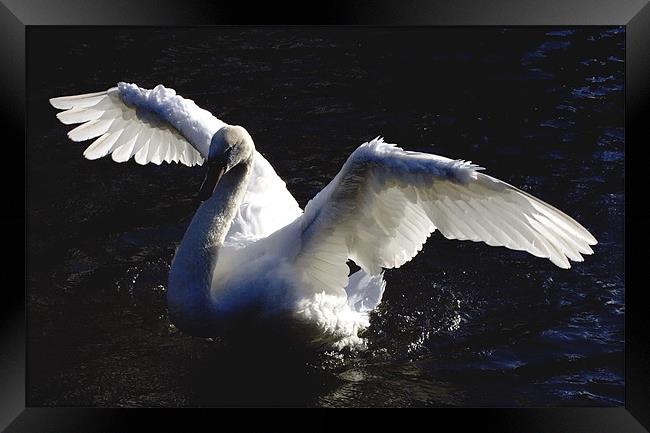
[291,138,597,297]
[49,82,226,166]
[51,82,303,239]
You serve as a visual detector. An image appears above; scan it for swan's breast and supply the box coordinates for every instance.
[209,251,297,316]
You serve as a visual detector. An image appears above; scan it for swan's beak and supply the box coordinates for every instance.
[197,162,226,201]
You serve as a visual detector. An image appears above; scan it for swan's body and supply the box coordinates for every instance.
[50,83,598,349]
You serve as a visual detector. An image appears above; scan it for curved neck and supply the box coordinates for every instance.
[167,153,253,335]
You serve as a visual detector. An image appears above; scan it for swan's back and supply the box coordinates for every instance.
[224,151,303,246]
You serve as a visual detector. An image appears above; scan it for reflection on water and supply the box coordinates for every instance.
[27,27,624,407]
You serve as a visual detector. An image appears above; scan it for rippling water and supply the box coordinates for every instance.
[27,27,624,407]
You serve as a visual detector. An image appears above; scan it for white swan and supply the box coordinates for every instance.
[50,83,598,349]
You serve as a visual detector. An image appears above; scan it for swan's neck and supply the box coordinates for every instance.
[167,154,253,335]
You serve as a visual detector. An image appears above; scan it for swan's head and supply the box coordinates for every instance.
[198,125,254,201]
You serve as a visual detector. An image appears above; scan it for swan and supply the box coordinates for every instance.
[49,82,598,349]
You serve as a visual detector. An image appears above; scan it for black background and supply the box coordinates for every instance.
[2,0,649,431]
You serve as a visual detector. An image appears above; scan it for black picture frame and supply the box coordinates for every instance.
[5,0,648,430]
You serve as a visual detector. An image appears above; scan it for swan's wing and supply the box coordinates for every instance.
[51,83,303,241]
[49,82,226,166]
[292,137,597,297]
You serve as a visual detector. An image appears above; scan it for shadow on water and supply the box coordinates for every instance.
[186,336,343,407]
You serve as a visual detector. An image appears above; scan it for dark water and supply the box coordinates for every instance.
[27,27,624,407]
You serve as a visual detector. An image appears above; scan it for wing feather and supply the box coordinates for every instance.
[50,93,108,110]
[112,129,140,163]
[50,83,223,167]
[290,138,597,296]
[56,107,104,124]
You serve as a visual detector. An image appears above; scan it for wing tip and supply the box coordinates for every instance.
[67,130,85,142]
[555,260,571,270]
[83,153,106,161]
[49,89,109,110]
[55,110,79,125]
[49,97,67,110]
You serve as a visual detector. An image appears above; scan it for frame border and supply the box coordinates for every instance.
[6,0,648,430]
